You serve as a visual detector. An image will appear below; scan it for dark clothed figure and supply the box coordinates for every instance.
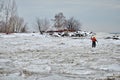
[91,36,97,48]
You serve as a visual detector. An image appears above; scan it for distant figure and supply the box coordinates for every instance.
[91,36,97,48]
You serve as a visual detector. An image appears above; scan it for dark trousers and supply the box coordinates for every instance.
[92,41,96,48]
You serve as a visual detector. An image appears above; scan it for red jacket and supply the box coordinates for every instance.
[91,37,97,42]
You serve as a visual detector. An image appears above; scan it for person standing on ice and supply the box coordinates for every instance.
[91,36,97,48]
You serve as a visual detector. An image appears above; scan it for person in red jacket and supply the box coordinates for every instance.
[91,36,97,48]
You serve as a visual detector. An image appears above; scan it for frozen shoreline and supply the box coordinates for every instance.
[0,33,120,80]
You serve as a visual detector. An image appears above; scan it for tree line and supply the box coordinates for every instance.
[0,0,82,34]
[0,0,27,33]
[36,12,82,34]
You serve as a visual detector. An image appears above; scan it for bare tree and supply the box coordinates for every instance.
[5,0,18,33]
[52,12,66,30]
[21,23,27,33]
[0,0,4,10]
[0,0,27,33]
[0,0,4,20]
[0,21,6,32]
[66,17,82,31]
[36,18,43,34]
[9,15,27,33]
[36,18,50,34]
[0,0,5,32]
[4,0,12,33]
[41,18,50,32]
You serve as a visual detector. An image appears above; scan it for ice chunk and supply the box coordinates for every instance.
[100,64,120,71]
[23,65,51,74]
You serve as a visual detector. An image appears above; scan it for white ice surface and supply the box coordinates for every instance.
[0,33,120,80]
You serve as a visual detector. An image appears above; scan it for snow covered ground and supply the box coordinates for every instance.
[0,33,120,80]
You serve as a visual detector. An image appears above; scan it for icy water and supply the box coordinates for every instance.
[0,33,120,80]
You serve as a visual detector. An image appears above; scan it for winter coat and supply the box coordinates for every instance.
[91,37,97,42]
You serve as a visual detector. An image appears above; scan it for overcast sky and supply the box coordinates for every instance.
[16,0,120,33]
